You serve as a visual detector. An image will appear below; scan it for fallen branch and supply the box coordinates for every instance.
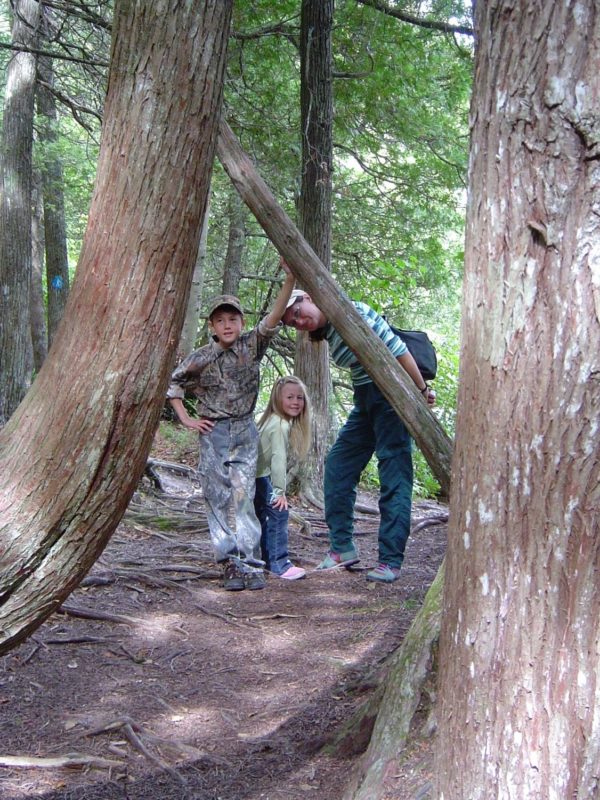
[0,753,123,770]
[42,635,112,646]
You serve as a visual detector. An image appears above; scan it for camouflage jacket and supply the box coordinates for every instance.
[167,320,280,419]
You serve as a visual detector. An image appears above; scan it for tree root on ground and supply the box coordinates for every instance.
[58,604,143,626]
[85,715,206,785]
[411,513,449,534]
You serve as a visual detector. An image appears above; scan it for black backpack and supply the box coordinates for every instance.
[388,324,438,381]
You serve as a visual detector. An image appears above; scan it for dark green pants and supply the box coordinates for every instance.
[324,382,413,569]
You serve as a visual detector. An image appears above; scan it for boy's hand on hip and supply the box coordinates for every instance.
[183,417,215,434]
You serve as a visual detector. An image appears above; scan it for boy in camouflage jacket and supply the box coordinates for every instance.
[168,269,295,591]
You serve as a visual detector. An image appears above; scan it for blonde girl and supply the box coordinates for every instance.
[254,376,312,580]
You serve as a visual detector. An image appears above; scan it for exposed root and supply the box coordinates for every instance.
[411,514,449,534]
[58,604,143,626]
[85,715,196,785]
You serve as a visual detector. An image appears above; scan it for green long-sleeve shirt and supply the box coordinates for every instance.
[256,414,291,498]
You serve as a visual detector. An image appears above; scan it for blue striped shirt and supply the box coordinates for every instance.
[325,302,407,386]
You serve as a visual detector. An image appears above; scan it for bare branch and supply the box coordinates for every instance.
[356,0,474,37]
[0,40,108,67]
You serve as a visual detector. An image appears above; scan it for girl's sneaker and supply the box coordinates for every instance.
[280,565,306,581]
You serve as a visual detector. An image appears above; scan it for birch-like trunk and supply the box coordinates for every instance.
[0,0,40,423]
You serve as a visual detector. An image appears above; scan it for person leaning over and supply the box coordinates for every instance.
[281,276,435,584]
[167,268,296,591]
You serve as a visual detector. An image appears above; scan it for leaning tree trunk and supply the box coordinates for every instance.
[293,0,334,493]
[0,0,233,655]
[217,120,453,495]
[435,2,600,797]
[0,0,41,425]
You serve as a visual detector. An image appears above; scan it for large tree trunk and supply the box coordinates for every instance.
[293,0,334,492]
[217,120,453,495]
[435,2,600,797]
[0,0,233,655]
[0,0,41,425]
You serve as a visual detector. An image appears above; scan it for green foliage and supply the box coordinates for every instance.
[157,421,197,464]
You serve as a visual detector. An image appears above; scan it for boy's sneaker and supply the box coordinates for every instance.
[366,563,402,583]
[222,559,245,591]
[316,549,360,570]
[244,569,266,591]
[279,565,306,581]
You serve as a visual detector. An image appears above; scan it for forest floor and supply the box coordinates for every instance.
[0,426,447,800]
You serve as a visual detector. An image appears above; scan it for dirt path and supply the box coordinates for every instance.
[0,465,446,800]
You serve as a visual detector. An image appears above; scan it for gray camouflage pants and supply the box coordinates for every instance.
[198,417,262,563]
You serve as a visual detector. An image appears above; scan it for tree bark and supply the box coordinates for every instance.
[0,0,233,654]
[0,0,41,425]
[436,2,600,797]
[293,0,334,490]
[221,186,246,296]
[216,120,453,495]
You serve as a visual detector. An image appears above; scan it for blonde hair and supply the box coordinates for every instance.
[258,376,312,460]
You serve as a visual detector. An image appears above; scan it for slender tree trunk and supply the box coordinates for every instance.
[30,175,48,370]
[221,186,245,296]
[0,0,40,425]
[436,2,600,797]
[292,0,334,493]
[0,0,233,655]
[217,120,453,495]
[179,198,210,357]
[37,50,70,348]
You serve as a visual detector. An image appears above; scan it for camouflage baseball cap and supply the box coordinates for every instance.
[207,294,243,318]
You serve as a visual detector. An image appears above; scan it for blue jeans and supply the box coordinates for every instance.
[324,382,413,569]
[254,477,292,575]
